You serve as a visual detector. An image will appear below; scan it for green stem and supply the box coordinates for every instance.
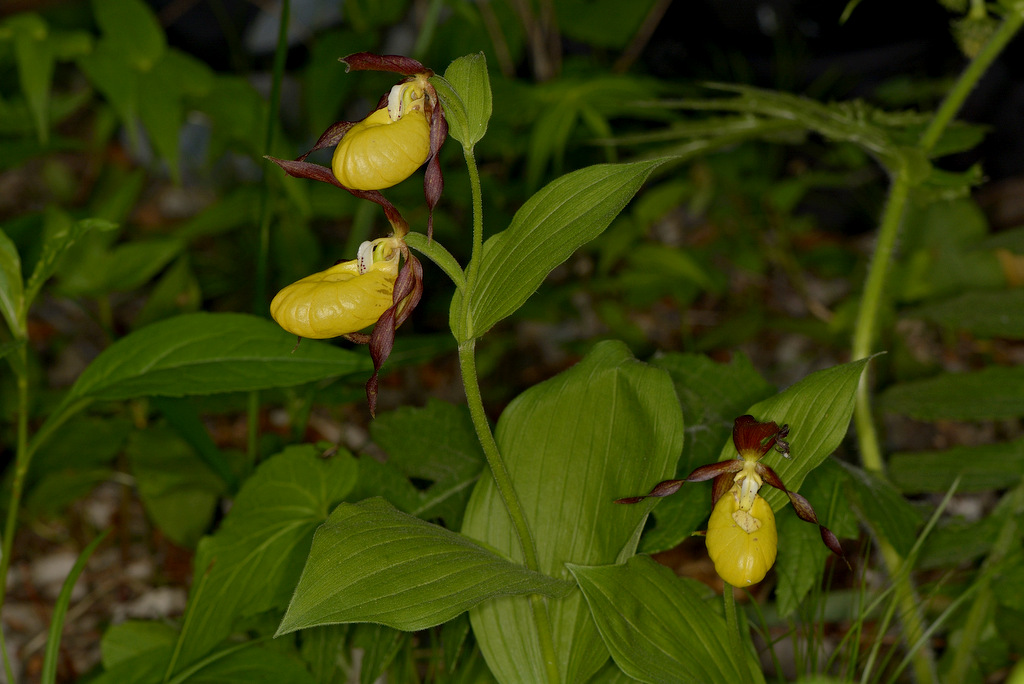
[457,342,559,682]
[918,6,1024,154]
[463,147,485,301]
[722,583,749,677]
[0,348,28,684]
[851,160,910,471]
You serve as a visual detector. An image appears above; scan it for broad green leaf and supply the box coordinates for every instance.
[7,13,54,144]
[0,228,25,338]
[127,427,224,547]
[101,620,177,670]
[370,399,484,526]
[133,255,202,328]
[170,446,357,672]
[719,357,872,512]
[62,312,371,404]
[837,461,921,556]
[179,644,319,684]
[277,497,572,635]
[91,0,165,72]
[462,341,684,683]
[440,53,492,148]
[878,366,1024,421]
[890,438,1024,493]
[138,60,184,181]
[452,158,667,340]
[77,41,140,145]
[568,555,762,684]
[904,290,1024,339]
[25,210,117,307]
[642,353,774,554]
[919,515,1001,570]
[56,237,183,296]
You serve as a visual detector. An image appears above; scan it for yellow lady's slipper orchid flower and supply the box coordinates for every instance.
[615,415,846,587]
[271,237,401,339]
[706,484,777,586]
[332,81,431,191]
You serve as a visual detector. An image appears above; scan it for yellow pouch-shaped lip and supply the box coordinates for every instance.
[706,488,778,586]
[270,255,399,339]
[332,106,431,191]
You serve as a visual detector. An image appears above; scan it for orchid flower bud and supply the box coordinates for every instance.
[331,81,432,191]
[270,237,402,339]
[705,484,778,586]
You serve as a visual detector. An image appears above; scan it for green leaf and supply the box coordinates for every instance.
[7,13,55,144]
[370,399,484,526]
[134,255,202,328]
[25,210,117,308]
[91,0,165,72]
[837,461,922,556]
[568,555,762,684]
[878,366,1024,421]
[431,76,470,151]
[453,158,667,339]
[439,53,492,148]
[42,532,108,684]
[726,357,872,512]
[0,228,25,338]
[351,623,407,684]
[62,312,372,403]
[101,620,177,671]
[169,446,357,673]
[462,340,684,683]
[277,497,572,635]
[641,353,774,554]
[904,290,1024,339]
[56,237,183,296]
[774,512,830,618]
[890,437,1024,493]
[126,427,224,547]
[77,41,140,145]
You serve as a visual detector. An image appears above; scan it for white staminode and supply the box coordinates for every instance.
[387,84,405,121]
[356,240,375,274]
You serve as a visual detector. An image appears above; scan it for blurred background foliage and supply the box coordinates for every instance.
[2,0,1024,681]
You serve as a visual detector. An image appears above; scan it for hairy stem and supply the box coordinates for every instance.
[458,342,559,682]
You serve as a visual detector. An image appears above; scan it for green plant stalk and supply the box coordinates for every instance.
[850,11,1024,682]
[850,161,934,682]
[455,142,558,682]
[458,341,560,683]
[463,147,485,301]
[918,5,1024,154]
[0,348,28,684]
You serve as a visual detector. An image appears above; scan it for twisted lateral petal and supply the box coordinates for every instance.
[270,257,399,339]
[706,487,777,586]
[331,107,431,191]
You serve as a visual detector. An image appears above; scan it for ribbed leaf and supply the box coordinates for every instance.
[170,446,357,673]
[838,461,922,556]
[452,159,666,339]
[569,555,762,684]
[905,290,1024,339]
[63,312,371,403]
[723,357,872,511]
[878,366,1024,420]
[890,437,1024,493]
[0,228,25,338]
[277,497,572,634]
[462,340,684,683]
